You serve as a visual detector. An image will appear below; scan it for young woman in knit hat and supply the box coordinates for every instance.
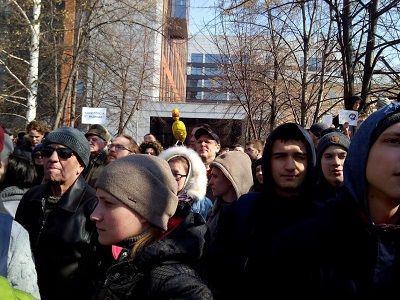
[90,154,212,299]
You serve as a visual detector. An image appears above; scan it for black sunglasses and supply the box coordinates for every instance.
[41,147,74,160]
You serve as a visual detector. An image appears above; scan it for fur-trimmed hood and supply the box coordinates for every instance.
[159,146,207,202]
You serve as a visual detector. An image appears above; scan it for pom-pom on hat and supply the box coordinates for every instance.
[43,127,90,167]
[95,154,179,231]
[85,124,111,142]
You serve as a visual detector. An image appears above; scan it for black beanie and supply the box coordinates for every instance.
[371,112,400,144]
[317,132,350,161]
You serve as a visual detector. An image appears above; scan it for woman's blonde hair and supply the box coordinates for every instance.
[130,226,164,258]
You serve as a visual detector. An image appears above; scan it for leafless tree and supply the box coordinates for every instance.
[0,0,41,124]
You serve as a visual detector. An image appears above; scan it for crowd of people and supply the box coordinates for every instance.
[1,98,400,299]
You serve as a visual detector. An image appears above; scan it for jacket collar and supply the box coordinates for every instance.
[47,175,93,212]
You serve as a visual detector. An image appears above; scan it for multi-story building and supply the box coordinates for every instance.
[160,0,188,103]
[187,36,232,102]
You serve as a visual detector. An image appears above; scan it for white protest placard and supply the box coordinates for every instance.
[321,114,333,127]
[81,107,107,124]
[338,109,358,126]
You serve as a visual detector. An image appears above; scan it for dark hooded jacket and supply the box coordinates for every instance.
[314,132,350,205]
[203,123,319,298]
[93,202,213,300]
[268,102,400,299]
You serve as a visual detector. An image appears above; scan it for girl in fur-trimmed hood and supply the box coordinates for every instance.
[159,146,212,220]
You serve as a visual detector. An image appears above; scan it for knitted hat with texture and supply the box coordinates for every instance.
[317,132,350,162]
[95,154,178,230]
[43,127,90,167]
[85,124,111,142]
[211,151,253,199]
[371,112,400,144]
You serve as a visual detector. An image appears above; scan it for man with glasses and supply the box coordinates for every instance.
[107,134,138,163]
[83,124,111,187]
[15,127,101,300]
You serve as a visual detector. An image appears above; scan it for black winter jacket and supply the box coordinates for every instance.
[15,175,102,300]
[268,102,400,299]
[94,205,213,300]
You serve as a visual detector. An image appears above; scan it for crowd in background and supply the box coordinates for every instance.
[1,95,400,299]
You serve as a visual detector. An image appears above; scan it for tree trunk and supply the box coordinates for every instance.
[26,0,41,122]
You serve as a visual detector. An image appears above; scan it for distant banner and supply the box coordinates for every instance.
[338,109,358,126]
[81,107,107,124]
[321,114,333,127]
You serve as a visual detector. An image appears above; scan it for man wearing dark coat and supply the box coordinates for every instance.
[269,102,400,298]
[15,127,103,300]
[206,123,318,299]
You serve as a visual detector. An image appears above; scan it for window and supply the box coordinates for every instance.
[204,67,223,76]
[191,67,203,75]
[191,53,203,63]
[203,91,228,101]
[187,79,199,87]
[170,0,187,19]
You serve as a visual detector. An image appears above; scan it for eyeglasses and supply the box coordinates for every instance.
[41,147,74,160]
[174,173,188,180]
[87,136,103,143]
[108,144,131,152]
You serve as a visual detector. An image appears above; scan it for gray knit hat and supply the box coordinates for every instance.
[95,154,179,230]
[317,132,350,161]
[43,127,90,167]
[211,151,253,199]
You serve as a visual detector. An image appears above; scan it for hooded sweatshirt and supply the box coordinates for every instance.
[202,124,319,299]
[266,102,400,299]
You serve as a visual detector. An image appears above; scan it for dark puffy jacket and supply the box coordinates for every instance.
[15,176,101,300]
[94,206,213,300]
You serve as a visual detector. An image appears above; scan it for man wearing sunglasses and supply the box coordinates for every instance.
[15,127,101,300]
